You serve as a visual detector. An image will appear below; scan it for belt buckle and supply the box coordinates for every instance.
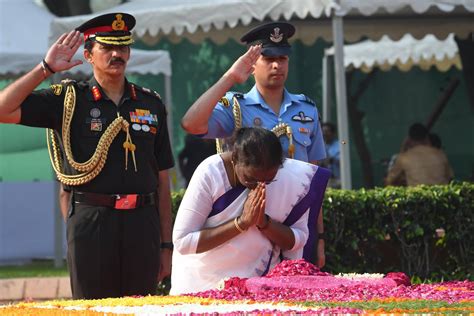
[115,194,138,210]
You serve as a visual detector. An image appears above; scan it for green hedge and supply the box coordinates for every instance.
[170,182,473,280]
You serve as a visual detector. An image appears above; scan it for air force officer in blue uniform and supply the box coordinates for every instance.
[181,21,327,268]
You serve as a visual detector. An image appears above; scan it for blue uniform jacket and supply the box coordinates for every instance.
[203,85,326,162]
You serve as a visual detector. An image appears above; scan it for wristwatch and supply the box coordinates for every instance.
[160,242,173,250]
[318,232,325,240]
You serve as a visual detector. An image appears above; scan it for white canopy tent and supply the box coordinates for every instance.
[325,33,462,74]
[49,0,474,44]
[322,33,462,121]
[0,0,54,76]
[49,0,474,189]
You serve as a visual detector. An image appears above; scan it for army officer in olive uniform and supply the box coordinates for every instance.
[0,13,174,299]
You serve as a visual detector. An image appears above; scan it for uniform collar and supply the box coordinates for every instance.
[245,85,296,113]
[86,77,138,102]
[282,89,299,113]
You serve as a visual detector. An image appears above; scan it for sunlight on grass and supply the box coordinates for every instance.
[0,260,68,279]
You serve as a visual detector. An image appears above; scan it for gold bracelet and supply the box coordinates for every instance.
[234,216,246,233]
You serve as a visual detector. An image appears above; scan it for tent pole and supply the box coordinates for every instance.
[164,74,173,148]
[164,74,183,190]
[51,73,64,268]
[332,14,352,189]
[322,55,331,123]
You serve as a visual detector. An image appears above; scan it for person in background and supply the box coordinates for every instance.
[321,122,340,188]
[384,136,413,186]
[171,127,330,294]
[59,185,71,221]
[0,13,174,299]
[385,123,453,186]
[429,132,442,149]
[180,21,327,268]
[178,134,216,187]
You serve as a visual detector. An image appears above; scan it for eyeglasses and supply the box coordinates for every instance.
[243,179,277,186]
[232,161,279,187]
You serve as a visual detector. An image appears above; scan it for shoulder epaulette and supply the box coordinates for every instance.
[50,79,80,95]
[300,94,316,106]
[60,78,76,86]
[76,80,89,89]
[232,92,244,99]
[136,85,162,100]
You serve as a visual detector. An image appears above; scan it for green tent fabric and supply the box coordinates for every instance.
[0,147,53,181]
[0,124,46,154]
[0,80,54,181]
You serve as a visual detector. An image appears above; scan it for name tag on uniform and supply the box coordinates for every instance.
[299,127,309,134]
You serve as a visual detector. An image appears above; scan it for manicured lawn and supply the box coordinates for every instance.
[0,260,68,279]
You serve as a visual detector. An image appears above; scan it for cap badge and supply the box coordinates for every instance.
[270,27,283,43]
[112,14,125,31]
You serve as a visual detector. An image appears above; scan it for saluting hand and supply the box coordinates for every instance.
[225,44,261,84]
[44,30,83,73]
[240,183,265,229]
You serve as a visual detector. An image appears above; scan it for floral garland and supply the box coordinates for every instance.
[1,260,473,315]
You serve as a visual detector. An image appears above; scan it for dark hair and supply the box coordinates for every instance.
[408,123,428,142]
[232,127,283,169]
[429,133,442,149]
[322,122,336,133]
[84,40,94,53]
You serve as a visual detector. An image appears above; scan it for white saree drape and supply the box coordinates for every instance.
[171,155,319,295]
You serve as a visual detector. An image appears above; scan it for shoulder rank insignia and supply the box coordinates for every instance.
[91,86,102,101]
[140,86,162,100]
[301,95,316,106]
[219,97,230,107]
[292,111,314,123]
[50,84,63,96]
[130,84,137,100]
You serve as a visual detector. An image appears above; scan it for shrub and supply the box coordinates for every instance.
[323,182,473,280]
[169,182,473,281]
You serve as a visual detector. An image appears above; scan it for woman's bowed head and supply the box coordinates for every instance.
[225,127,284,231]
[229,127,283,188]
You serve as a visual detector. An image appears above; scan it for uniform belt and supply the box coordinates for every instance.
[74,192,155,210]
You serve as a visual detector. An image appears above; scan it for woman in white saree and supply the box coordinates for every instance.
[171,128,329,294]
